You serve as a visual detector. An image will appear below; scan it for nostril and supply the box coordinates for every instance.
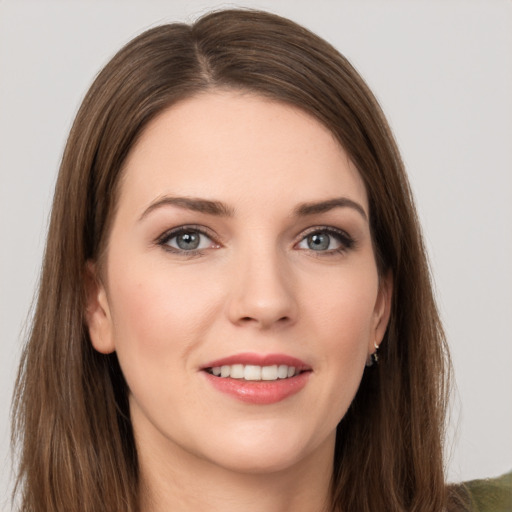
[226,284,298,328]
[236,315,292,328]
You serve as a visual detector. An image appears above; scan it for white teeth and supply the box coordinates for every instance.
[277,364,288,379]
[208,364,300,381]
[230,364,244,379]
[261,365,278,380]
[244,365,261,380]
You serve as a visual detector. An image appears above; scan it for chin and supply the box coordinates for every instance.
[207,445,309,475]
[196,422,334,475]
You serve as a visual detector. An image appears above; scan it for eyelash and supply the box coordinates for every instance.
[297,226,355,256]
[156,225,218,257]
[155,225,355,257]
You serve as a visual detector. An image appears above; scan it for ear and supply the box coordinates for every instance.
[369,270,393,354]
[84,261,116,354]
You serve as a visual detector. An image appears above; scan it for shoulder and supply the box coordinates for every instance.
[461,470,512,512]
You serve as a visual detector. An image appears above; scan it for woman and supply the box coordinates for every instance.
[11,8,476,512]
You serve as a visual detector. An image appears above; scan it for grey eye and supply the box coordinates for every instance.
[306,233,330,251]
[162,229,214,252]
[175,231,201,250]
[296,228,351,253]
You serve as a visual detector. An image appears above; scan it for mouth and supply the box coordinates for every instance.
[205,364,304,381]
[200,353,312,404]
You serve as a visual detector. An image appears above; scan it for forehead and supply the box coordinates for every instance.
[119,91,368,215]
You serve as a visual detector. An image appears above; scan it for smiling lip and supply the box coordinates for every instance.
[201,352,310,370]
[200,352,312,405]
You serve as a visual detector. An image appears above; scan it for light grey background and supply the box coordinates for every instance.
[1,0,511,507]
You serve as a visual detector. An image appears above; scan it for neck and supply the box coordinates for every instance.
[137,433,335,512]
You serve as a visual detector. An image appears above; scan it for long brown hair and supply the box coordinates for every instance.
[12,9,465,511]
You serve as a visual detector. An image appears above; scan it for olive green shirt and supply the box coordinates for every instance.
[464,471,512,512]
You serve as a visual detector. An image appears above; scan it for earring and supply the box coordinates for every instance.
[366,342,379,367]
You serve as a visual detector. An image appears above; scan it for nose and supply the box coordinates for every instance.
[225,248,298,329]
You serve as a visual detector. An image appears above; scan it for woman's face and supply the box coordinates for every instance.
[86,91,391,475]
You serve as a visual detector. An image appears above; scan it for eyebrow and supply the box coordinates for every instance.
[294,197,368,221]
[139,195,367,222]
[139,196,235,221]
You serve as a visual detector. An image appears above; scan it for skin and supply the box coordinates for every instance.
[86,91,392,512]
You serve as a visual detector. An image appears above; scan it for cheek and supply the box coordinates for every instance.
[305,268,378,419]
[105,259,222,382]
[110,259,213,335]
[104,260,225,435]
[312,268,379,348]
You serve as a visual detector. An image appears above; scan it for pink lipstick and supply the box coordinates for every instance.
[200,353,312,405]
